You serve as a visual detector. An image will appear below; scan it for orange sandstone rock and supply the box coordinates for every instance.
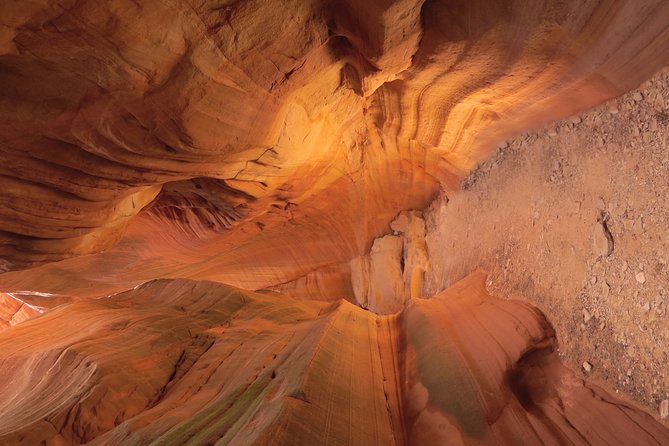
[0,0,668,293]
[0,273,666,445]
[1,2,669,444]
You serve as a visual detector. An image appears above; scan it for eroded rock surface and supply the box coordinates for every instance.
[0,292,42,330]
[418,68,669,419]
[0,274,666,445]
[1,1,669,444]
[2,0,669,292]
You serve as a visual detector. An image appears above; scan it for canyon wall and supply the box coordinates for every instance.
[1,273,667,445]
[2,0,669,297]
[1,0,669,444]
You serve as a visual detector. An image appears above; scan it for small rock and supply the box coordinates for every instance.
[601,282,610,297]
[654,96,665,112]
[570,116,582,125]
[636,271,647,284]
[583,308,592,323]
[660,400,669,419]
[593,220,614,257]
[632,92,643,102]
[642,301,651,312]
[650,118,658,132]
[547,128,558,137]
[598,321,606,330]
[623,218,635,231]
[590,276,597,285]
[622,260,629,273]
[626,369,633,377]
[582,361,592,373]
[633,218,644,235]
[608,105,619,115]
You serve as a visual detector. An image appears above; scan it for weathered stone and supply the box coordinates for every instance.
[593,221,614,257]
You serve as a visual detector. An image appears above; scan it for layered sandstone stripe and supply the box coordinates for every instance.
[0,273,665,445]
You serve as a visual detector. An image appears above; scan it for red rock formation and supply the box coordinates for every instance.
[0,292,42,330]
[0,273,666,445]
[1,0,669,290]
[1,0,669,444]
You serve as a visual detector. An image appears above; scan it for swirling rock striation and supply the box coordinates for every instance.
[1,0,669,292]
[0,273,666,445]
[1,1,669,444]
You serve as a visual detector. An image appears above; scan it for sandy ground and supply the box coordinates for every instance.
[422,67,669,418]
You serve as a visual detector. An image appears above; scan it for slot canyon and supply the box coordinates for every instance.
[2,0,669,444]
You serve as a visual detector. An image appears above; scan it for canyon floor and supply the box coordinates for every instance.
[422,67,669,418]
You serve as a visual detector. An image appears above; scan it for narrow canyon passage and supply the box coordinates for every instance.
[2,0,669,444]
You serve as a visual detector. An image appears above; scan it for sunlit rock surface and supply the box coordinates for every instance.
[1,0,669,444]
[2,0,669,292]
[0,273,666,445]
[0,292,42,330]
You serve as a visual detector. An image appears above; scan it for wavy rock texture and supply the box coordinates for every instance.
[1,0,669,294]
[0,273,666,445]
[0,292,42,330]
[2,0,669,444]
